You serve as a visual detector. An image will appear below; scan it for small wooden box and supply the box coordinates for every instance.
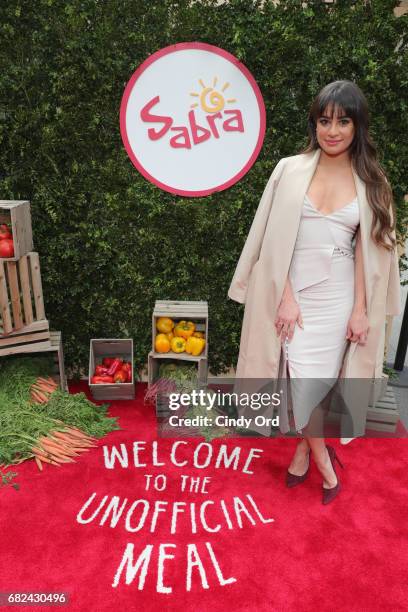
[89,338,135,400]
[0,252,49,338]
[147,351,208,388]
[152,300,208,358]
[0,201,34,261]
[47,330,68,391]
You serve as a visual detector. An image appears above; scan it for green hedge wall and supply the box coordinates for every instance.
[1,0,407,376]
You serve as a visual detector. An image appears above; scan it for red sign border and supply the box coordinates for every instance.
[120,41,266,197]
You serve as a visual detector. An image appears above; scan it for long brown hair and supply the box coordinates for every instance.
[300,80,396,251]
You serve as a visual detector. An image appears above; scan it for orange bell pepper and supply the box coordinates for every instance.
[155,333,171,353]
[156,317,174,333]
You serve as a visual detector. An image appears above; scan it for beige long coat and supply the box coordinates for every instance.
[228,148,402,434]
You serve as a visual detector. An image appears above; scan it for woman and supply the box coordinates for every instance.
[228,80,401,504]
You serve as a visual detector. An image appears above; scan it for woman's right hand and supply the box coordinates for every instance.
[274,297,304,342]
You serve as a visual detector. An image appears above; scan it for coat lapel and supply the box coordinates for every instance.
[351,164,373,313]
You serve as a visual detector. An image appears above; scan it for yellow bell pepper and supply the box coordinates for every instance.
[193,331,205,338]
[174,320,196,340]
[171,336,186,353]
[156,317,174,333]
[185,336,205,356]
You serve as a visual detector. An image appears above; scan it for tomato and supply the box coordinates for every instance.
[0,224,12,240]
[0,239,14,258]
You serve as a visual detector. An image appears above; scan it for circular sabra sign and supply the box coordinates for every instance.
[120,42,266,197]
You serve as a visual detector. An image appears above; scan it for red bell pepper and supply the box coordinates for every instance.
[122,362,132,382]
[114,370,127,384]
[107,358,123,376]
[95,365,109,376]
[91,375,114,384]
[102,357,115,367]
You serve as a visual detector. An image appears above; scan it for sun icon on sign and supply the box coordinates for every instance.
[190,77,237,113]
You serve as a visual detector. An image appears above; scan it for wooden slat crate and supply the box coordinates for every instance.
[147,351,208,388]
[48,331,68,392]
[17,330,68,391]
[0,201,34,261]
[0,320,51,356]
[152,299,208,358]
[89,338,135,400]
[0,331,68,391]
[326,385,400,433]
[367,387,399,433]
[0,252,48,337]
[368,373,388,406]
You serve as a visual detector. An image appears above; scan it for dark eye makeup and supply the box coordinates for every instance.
[318,117,350,124]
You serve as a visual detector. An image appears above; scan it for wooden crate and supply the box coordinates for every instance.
[147,350,208,388]
[0,201,34,261]
[0,331,67,391]
[47,330,68,391]
[327,386,400,433]
[152,300,208,359]
[89,338,134,400]
[0,252,49,338]
[0,321,51,357]
[368,373,389,406]
[367,387,399,433]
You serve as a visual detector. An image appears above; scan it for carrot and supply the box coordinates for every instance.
[34,456,43,471]
[64,428,97,442]
[34,384,53,395]
[48,434,74,448]
[30,390,46,404]
[32,450,60,466]
[38,382,56,393]
[38,438,69,455]
[37,390,50,402]
[38,377,57,388]
[31,389,49,404]
[51,455,75,464]
[50,431,74,442]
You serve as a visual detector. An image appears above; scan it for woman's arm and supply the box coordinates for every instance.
[275,276,303,342]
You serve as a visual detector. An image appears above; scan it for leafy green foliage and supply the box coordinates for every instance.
[0,354,120,487]
[1,0,407,376]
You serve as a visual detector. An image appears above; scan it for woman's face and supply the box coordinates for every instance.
[315,105,355,156]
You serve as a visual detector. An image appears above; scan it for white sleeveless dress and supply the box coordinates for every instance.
[285,193,360,432]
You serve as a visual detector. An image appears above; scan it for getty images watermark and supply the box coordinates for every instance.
[166,389,282,429]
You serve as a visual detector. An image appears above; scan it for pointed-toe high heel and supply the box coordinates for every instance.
[286,449,311,488]
[322,444,344,505]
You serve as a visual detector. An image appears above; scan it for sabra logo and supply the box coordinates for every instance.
[140,79,244,150]
[120,42,266,197]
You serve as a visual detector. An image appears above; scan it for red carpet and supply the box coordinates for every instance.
[0,381,407,612]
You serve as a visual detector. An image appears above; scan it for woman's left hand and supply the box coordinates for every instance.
[346,308,369,345]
